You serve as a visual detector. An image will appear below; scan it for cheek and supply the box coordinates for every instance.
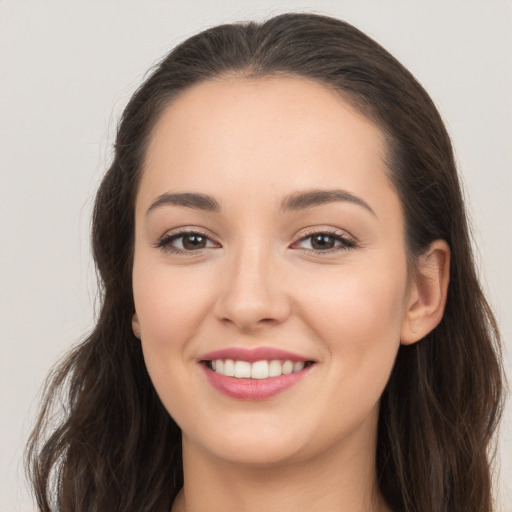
[132,261,217,419]
[308,259,405,321]
[299,257,408,378]
[288,259,408,443]
[133,260,213,348]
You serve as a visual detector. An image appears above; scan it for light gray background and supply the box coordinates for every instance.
[1,1,510,511]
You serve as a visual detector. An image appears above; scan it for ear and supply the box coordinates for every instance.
[132,312,141,339]
[401,240,450,345]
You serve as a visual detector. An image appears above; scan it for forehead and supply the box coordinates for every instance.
[145,75,388,162]
[139,76,396,220]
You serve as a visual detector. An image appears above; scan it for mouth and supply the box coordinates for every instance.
[198,347,317,400]
[202,359,315,379]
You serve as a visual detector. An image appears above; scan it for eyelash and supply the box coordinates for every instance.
[156,228,357,255]
[156,230,218,255]
[293,229,357,253]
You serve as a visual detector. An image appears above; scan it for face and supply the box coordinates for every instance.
[132,76,412,466]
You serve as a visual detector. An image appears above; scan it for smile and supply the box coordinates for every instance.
[199,347,316,400]
[207,359,312,379]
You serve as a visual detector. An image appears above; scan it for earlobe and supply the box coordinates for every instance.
[401,240,450,345]
[132,313,141,339]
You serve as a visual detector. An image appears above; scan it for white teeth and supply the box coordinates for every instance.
[282,360,293,375]
[223,359,235,377]
[293,361,305,372]
[268,360,282,377]
[234,360,251,378]
[251,360,269,379]
[210,359,310,379]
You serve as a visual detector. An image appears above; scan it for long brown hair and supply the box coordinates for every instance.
[26,13,504,512]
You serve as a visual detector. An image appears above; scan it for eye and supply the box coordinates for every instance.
[157,231,219,254]
[293,231,356,253]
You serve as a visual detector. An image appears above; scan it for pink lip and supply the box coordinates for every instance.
[199,347,312,363]
[201,363,314,400]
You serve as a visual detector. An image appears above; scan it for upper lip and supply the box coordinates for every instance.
[199,347,314,363]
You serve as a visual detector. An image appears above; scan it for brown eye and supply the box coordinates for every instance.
[295,231,356,252]
[310,234,337,250]
[157,231,219,253]
[182,233,207,250]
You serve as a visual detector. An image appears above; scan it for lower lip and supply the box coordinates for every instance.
[201,364,313,400]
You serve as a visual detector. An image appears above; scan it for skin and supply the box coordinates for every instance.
[132,76,450,512]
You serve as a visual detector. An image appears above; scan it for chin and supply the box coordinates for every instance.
[188,421,309,467]
[212,441,304,467]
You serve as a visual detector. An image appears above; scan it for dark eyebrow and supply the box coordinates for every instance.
[280,189,376,217]
[146,193,220,215]
[146,188,375,217]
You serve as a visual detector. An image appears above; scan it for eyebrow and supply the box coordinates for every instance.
[146,188,376,217]
[280,189,376,216]
[147,192,221,215]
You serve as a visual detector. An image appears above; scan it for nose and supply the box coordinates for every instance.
[213,242,291,333]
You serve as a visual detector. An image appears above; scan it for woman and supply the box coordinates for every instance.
[26,12,504,512]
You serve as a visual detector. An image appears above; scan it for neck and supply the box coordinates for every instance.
[172,432,391,512]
